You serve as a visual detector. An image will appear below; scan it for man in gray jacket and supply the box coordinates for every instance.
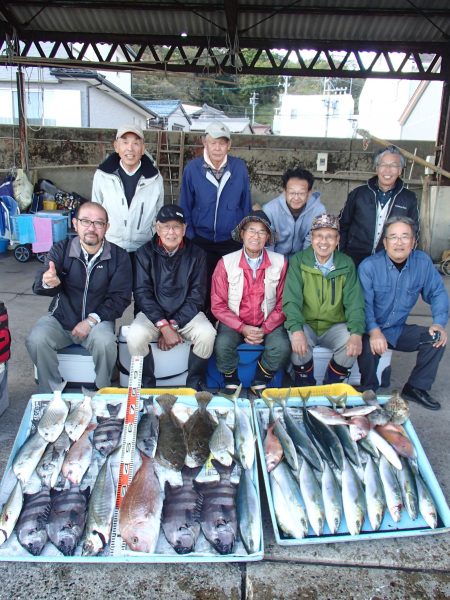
[263,167,326,257]
[92,124,164,257]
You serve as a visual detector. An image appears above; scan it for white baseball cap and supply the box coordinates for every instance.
[116,124,144,140]
[204,121,231,140]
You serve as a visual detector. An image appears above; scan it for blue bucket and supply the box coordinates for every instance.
[0,238,8,254]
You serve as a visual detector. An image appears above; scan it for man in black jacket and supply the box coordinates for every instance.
[26,202,132,392]
[126,204,216,389]
[339,145,419,267]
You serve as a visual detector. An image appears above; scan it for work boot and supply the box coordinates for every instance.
[323,358,351,385]
[185,349,208,391]
[293,359,316,387]
[250,361,274,397]
[142,350,156,388]
[220,369,240,395]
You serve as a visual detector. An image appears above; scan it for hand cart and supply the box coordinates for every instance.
[9,213,69,263]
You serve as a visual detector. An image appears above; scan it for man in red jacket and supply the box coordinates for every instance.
[211,210,290,395]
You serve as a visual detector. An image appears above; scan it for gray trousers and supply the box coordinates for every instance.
[26,315,117,393]
[289,322,356,369]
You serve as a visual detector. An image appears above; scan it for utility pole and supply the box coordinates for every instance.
[249,91,259,125]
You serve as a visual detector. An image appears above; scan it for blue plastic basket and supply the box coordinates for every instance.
[10,214,35,243]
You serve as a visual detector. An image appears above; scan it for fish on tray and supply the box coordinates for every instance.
[93,403,124,458]
[183,392,216,468]
[161,465,202,555]
[38,380,69,443]
[269,460,308,539]
[47,485,90,556]
[13,432,48,485]
[155,394,186,471]
[37,430,71,489]
[237,467,261,554]
[209,411,234,467]
[263,420,284,473]
[64,388,95,442]
[16,486,51,555]
[0,480,24,546]
[119,453,163,554]
[62,423,96,485]
[136,396,159,459]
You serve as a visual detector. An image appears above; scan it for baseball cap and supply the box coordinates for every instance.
[311,214,340,231]
[156,204,186,224]
[231,210,275,246]
[116,124,144,140]
[205,121,231,140]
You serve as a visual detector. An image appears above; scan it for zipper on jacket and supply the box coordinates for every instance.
[137,203,144,230]
[331,278,335,305]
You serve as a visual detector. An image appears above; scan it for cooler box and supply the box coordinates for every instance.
[118,325,190,386]
[312,347,392,387]
[206,344,284,389]
[33,344,96,386]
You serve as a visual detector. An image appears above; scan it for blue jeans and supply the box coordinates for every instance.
[214,323,291,374]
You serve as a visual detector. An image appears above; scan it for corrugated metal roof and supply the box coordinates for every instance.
[141,99,182,117]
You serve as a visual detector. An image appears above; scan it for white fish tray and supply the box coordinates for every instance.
[0,393,263,563]
[254,394,450,546]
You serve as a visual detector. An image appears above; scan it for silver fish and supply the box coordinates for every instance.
[232,396,255,471]
[136,396,159,459]
[0,480,23,545]
[16,486,51,555]
[398,456,418,521]
[38,383,69,443]
[64,389,94,442]
[237,467,261,554]
[62,423,96,485]
[196,460,238,555]
[93,403,124,458]
[333,424,361,468]
[307,406,348,425]
[209,411,234,466]
[278,398,322,471]
[415,471,438,529]
[367,429,402,471]
[321,461,342,534]
[13,432,48,484]
[378,455,403,522]
[340,406,378,417]
[82,458,117,556]
[47,485,90,555]
[364,455,385,531]
[161,466,202,555]
[298,456,325,536]
[264,398,298,472]
[36,430,71,488]
[341,457,366,535]
[270,461,308,539]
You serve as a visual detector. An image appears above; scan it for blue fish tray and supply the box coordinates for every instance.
[254,391,450,546]
[0,393,263,563]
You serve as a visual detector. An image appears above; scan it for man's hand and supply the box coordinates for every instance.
[42,260,61,288]
[346,333,362,357]
[158,325,183,351]
[369,328,388,356]
[241,325,264,345]
[429,324,447,348]
[291,330,309,357]
[71,319,92,340]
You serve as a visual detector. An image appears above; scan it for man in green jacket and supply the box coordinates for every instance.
[283,214,365,386]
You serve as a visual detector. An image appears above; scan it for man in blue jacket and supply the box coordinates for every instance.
[179,121,252,312]
[358,216,448,410]
[27,202,132,392]
[263,167,326,257]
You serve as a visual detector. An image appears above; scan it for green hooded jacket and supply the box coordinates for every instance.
[283,246,365,336]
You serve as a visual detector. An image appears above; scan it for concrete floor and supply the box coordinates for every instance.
[0,250,449,600]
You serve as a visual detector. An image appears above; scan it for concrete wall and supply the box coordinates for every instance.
[0,125,446,257]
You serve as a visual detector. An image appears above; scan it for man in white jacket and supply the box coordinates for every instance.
[91,124,164,259]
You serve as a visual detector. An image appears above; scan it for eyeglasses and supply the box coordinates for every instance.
[287,191,309,198]
[158,224,184,233]
[385,234,414,242]
[244,227,268,237]
[312,233,338,242]
[77,218,107,229]
[378,163,402,170]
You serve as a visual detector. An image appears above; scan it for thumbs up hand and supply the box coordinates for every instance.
[42,260,61,288]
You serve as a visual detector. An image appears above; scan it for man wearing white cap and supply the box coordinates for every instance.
[180,121,252,311]
[92,124,164,257]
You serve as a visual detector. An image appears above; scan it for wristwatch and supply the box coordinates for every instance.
[156,319,169,329]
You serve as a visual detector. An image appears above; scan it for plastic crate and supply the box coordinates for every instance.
[10,214,35,243]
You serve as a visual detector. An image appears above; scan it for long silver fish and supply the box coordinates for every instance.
[378,455,403,522]
[270,461,308,539]
[237,468,261,554]
[13,432,48,484]
[307,411,345,471]
[93,403,124,458]
[0,480,23,545]
[47,485,90,555]
[82,457,117,556]
[397,456,418,521]
[16,486,51,555]
[278,397,322,471]
[36,430,71,488]
[341,457,366,535]
[231,395,255,471]
[196,460,238,555]
[333,424,361,468]
[38,381,69,443]
[367,429,402,470]
[209,411,234,466]
[61,423,96,485]
[161,465,202,555]
[321,461,342,534]
[415,471,438,528]
[136,396,159,459]
[298,456,325,536]
[364,455,385,531]
[307,405,348,425]
[64,388,94,442]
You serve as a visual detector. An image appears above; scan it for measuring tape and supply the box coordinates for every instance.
[109,354,143,556]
